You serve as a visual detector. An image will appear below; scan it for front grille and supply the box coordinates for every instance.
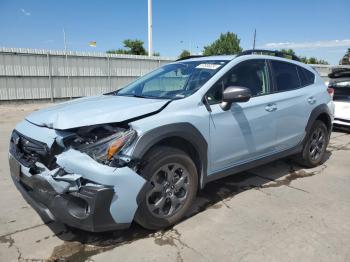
[10,131,50,168]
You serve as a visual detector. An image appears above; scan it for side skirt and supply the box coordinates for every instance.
[203,144,303,186]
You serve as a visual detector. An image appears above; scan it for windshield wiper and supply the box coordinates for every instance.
[116,93,164,99]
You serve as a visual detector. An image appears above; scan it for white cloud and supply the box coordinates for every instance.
[263,39,350,49]
[20,8,31,16]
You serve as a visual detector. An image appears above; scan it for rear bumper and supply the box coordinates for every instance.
[333,118,350,127]
[334,101,350,127]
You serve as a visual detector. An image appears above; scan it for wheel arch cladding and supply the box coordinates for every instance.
[306,104,332,135]
[132,123,208,189]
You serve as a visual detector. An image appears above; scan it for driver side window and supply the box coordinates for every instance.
[206,59,270,105]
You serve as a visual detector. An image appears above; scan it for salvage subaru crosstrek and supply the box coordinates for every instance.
[9,50,334,231]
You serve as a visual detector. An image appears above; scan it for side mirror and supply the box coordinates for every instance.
[220,86,251,111]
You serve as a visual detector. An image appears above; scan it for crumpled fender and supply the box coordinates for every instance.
[56,149,146,224]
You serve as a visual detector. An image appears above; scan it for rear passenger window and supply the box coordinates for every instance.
[297,66,315,86]
[271,60,301,92]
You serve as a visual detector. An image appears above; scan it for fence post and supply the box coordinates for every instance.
[107,56,111,91]
[46,52,54,102]
[65,51,71,99]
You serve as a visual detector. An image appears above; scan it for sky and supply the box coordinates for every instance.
[0,0,349,64]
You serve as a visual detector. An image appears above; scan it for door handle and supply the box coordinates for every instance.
[307,96,316,105]
[265,103,277,112]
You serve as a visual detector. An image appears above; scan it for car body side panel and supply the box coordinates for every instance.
[129,97,210,187]
[334,101,350,122]
[208,94,278,173]
[56,149,146,224]
[269,88,310,150]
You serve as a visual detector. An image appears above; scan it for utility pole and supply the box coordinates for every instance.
[253,29,256,50]
[63,28,67,51]
[148,0,153,56]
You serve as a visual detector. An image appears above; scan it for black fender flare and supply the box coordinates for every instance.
[305,104,332,136]
[132,123,208,188]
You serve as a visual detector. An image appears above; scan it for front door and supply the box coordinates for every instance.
[206,59,277,174]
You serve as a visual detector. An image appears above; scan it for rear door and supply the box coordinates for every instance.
[268,60,316,150]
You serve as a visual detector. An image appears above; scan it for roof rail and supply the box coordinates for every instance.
[237,49,301,62]
[176,55,207,61]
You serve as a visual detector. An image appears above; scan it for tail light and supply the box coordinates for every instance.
[327,87,334,99]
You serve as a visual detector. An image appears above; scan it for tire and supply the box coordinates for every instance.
[135,146,198,230]
[295,120,329,168]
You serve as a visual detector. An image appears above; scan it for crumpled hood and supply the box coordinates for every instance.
[26,95,170,130]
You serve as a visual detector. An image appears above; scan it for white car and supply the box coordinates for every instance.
[328,68,350,128]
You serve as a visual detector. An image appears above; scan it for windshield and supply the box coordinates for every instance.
[115,60,228,99]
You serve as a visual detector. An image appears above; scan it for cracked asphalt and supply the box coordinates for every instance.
[1,103,350,262]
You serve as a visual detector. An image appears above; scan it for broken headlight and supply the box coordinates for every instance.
[78,129,136,163]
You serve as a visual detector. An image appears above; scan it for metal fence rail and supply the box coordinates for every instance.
[1,47,348,101]
[0,47,173,101]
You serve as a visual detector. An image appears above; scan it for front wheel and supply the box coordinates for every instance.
[135,146,198,230]
[295,120,329,168]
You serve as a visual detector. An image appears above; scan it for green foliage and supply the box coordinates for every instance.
[339,48,350,65]
[179,50,191,59]
[300,56,329,65]
[280,49,296,56]
[279,49,329,65]
[203,32,242,56]
[150,51,160,56]
[106,39,147,55]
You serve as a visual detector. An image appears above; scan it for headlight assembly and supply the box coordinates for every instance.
[78,129,136,163]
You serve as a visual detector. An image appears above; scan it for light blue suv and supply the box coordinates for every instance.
[9,50,334,231]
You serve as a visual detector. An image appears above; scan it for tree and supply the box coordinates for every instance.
[308,57,317,64]
[302,56,329,65]
[280,49,296,56]
[339,48,350,65]
[203,32,242,56]
[279,49,329,65]
[151,51,161,56]
[106,39,147,55]
[179,50,191,59]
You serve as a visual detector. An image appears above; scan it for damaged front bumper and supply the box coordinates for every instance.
[9,122,146,232]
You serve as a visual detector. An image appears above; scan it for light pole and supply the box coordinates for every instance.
[253,29,256,50]
[63,28,71,99]
[148,0,152,56]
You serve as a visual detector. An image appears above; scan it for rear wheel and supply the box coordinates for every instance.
[135,146,198,230]
[295,120,329,167]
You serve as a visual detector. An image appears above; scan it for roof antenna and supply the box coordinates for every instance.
[253,29,256,50]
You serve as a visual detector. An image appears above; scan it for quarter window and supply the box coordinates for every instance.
[297,66,315,86]
[271,60,301,91]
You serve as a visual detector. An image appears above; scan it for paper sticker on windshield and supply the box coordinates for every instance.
[196,64,221,70]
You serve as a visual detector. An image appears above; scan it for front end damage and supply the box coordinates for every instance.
[9,120,145,232]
